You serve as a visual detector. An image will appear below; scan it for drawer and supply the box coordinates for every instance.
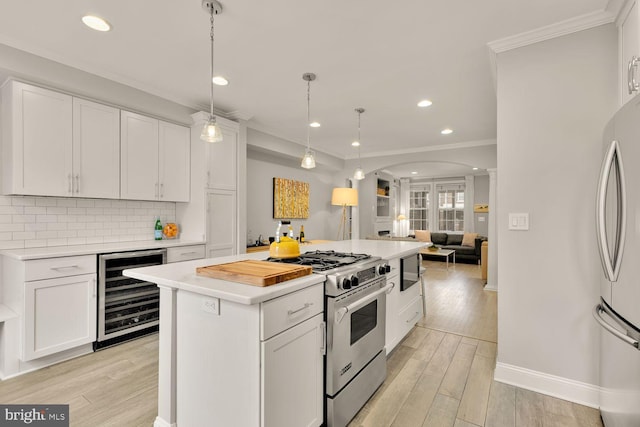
[261,283,323,340]
[398,296,423,338]
[167,245,206,263]
[25,255,96,282]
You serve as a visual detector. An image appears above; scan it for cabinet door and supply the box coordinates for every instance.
[621,1,640,105]
[159,121,190,202]
[121,111,159,200]
[23,273,97,361]
[206,124,237,190]
[73,98,120,199]
[261,313,324,427]
[8,82,72,196]
[206,189,237,257]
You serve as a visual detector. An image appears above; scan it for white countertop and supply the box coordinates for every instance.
[123,239,426,305]
[0,239,206,260]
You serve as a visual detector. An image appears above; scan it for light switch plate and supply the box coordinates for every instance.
[508,213,529,230]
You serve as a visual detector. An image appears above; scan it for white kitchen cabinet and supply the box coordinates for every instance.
[620,0,640,105]
[385,256,422,354]
[206,189,237,257]
[121,110,190,202]
[175,283,324,427]
[24,273,96,361]
[166,244,205,263]
[261,313,324,427]
[72,98,120,198]
[1,80,72,197]
[1,254,97,363]
[206,120,238,190]
[1,81,121,199]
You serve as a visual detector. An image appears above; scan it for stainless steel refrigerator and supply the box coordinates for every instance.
[594,97,640,426]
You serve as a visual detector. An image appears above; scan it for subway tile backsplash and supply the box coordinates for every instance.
[0,196,176,250]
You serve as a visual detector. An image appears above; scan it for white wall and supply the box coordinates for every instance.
[474,175,489,236]
[495,24,617,404]
[246,143,343,244]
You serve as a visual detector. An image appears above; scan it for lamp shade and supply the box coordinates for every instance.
[331,188,358,206]
[397,214,406,220]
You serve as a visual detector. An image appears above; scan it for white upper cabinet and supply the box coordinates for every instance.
[159,121,190,202]
[72,98,120,199]
[206,121,238,190]
[121,110,190,202]
[620,0,640,105]
[2,81,72,197]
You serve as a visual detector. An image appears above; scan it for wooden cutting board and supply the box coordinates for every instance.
[196,260,312,287]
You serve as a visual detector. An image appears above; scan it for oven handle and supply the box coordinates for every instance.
[335,282,393,324]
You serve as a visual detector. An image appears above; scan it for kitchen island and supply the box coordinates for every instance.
[124,239,425,427]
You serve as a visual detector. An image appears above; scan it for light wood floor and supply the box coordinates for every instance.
[0,261,602,427]
[347,261,602,427]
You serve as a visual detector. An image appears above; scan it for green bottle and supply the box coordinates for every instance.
[154,217,163,240]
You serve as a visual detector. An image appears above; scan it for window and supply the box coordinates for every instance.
[409,187,429,231]
[437,186,464,231]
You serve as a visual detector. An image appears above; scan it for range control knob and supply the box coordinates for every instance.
[341,277,352,290]
[378,265,386,275]
[350,275,359,287]
[385,264,391,273]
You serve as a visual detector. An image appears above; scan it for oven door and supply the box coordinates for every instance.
[326,278,390,395]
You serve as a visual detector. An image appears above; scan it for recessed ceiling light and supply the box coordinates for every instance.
[472,167,479,170]
[352,141,360,147]
[417,100,432,108]
[411,171,418,175]
[441,128,453,135]
[309,122,321,128]
[82,15,111,32]
[212,76,228,86]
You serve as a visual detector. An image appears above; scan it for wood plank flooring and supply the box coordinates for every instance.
[0,260,602,427]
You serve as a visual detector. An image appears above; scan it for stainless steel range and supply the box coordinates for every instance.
[268,250,393,427]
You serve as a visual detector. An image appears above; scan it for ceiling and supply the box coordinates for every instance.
[0,0,609,167]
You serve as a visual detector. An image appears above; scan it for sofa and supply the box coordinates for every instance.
[365,232,487,265]
[420,232,486,264]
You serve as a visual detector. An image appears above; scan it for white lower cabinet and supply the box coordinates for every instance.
[261,313,324,427]
[385,255,423,354]
[23,273,97,361]
[175,283,324,427]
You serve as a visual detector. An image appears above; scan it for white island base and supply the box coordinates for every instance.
[124,240,425,427]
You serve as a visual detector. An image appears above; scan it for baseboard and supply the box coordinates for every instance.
[494,362,600,409]
[153,417,176,427]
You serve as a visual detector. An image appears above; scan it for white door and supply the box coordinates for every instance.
[13,82,72,196]
[121,111,159,200]
[73,98,120,199]
[261,313,324,427]
[159,121,190,202]
[206,189,237,257]
[206,124,237,190]
[23,273,97,361]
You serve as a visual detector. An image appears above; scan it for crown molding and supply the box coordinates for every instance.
[487,9,616,89]
[356,139,497,160]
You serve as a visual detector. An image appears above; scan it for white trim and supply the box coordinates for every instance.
[487,9,616,89]
[494,362,600,409]
[488,10,615,55]
[153,417,176,427]
[359,139,497,159]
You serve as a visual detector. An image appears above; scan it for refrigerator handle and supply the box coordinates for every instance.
[596,140,626,282]
[593,304,639,350]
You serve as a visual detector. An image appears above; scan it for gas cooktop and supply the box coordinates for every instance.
[266,250,371,272]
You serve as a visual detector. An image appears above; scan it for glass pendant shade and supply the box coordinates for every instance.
[201,116,223,143]
[353,167,365,180]
[301,149,316,169]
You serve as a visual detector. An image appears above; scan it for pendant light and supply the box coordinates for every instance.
[353,108,365,180]
[301,73,317,169]
[200,0,224,143]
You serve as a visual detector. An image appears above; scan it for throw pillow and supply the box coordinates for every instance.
[414,230,431,242]
[462,232,478,247]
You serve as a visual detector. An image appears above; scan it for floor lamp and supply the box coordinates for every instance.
[331,188,358,240]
